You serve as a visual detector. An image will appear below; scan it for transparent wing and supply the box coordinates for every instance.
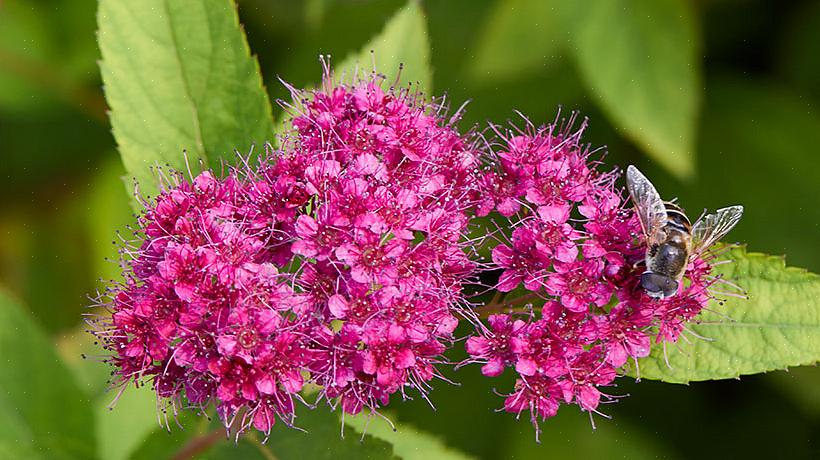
[691,205,744,256]
[626,165,667,241]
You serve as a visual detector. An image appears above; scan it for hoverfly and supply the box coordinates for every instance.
[625,165,743,299]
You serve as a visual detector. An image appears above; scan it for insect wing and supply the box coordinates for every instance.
[626,165,667,242]
[691,205,744,256]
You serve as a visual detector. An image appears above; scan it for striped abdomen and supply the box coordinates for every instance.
[640,202,693,298]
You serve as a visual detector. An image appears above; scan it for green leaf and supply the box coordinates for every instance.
[96,386,158,460]
[129,406,397,459]
[694,78,820,272]
[569,0,700,178]
[778,1,820,103]
[345,412,475,460]
[55,326,112,399]
[634,246,820,383]
[0,289,97,459]
[336,1,432,95]
[0,0,100,116]
[468,0,565,83]
[98,0,275,199]
[504,409,679,460]
[767,366,820,417]
[84,154,136,286]
[259,407,397,459]
[57,321,159,460]
[128,412,210,460]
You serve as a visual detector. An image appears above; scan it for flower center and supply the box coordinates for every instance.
[350,298,373,320]
[237,328,259,349]
[394,301,415,323]
[539,224,561,247]
[361,247,385,268]
[567,273,592,294]
[543,180,562,199]
[398,258,418,278]
[317,228,335,246]
[314,277,334,297]
[493,172,515,195]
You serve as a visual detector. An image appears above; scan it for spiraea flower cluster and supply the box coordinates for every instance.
[280,73,480,414]
[464,117,720,438]
[92,65,734,441]
[91,70,481,435]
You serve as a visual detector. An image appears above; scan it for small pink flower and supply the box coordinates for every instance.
[465,314,527,377]
[335,233,406,285]
[545,259,613,313]
[464,114,723,434]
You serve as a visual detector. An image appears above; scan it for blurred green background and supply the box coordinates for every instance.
[0,0,818,458]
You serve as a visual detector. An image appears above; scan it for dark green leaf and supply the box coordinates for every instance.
[569,0,700,178]
[128,406,397,460]
[259,407,397,459]
[98,0,275,199]
[504,409,679,459]
[778,1,820,103]
[128,412,212,460]
[767,366,820,417]
[0,0,100,116]
[0,290,97,459]
[693,78,820,273]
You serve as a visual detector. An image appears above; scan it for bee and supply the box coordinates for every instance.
[625,165,743,299]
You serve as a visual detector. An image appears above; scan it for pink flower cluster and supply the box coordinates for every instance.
[282,75,480,414]
[92,67,728,439]
[464,118,716,438]
[92,72,481,435]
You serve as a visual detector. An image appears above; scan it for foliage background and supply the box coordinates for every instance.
[0,0,818,458]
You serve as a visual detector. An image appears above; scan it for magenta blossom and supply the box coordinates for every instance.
[464,115,729,438]
[92,66,483,436]
[91,64,736,440]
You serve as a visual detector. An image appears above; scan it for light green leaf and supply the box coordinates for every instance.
[634,246,820,383]
[55,326,112,399]
[98,0,275,200]
[0,289,97,460]
[96,386,158,460]
[345,412,475,460]
[569,0,700,178]
[57,323,159,460]
[336,1,432,95]
[468,0,565,83]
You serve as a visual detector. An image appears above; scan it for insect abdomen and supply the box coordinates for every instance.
[646,228,690,280]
